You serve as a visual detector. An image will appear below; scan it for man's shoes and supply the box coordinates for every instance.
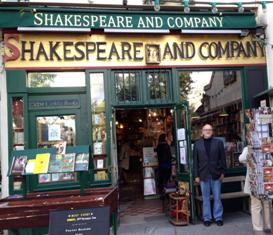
[203,221,212,227]
[216,220,224,226]
[264,229,271,234]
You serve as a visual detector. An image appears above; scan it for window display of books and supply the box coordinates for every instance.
[246,107,273,199]
[9,152,90,176]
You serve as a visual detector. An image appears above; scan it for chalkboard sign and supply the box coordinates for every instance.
[49,207,110,235]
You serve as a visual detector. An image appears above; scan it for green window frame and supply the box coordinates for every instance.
[113,71,141,105]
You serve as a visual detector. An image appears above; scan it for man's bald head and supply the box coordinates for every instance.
[202,124,213,139]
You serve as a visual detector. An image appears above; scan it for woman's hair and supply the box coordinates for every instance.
[158,133,167,143]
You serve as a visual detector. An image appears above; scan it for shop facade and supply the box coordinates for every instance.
[0,3,268,234]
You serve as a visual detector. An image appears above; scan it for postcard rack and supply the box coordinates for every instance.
[246,107,273,199]
[9,145,90,198]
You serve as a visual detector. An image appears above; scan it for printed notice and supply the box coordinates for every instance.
[48,124,61,141]
[177,128,186,141]
[180,147,187,165]
[49,207,110,235]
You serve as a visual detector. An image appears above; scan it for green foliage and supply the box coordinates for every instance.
[28,73,56,88]
[179,72,193,101]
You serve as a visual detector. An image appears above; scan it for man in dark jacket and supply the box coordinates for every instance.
[193,124,226,227]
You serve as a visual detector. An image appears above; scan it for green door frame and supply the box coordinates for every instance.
[174,101,196,223]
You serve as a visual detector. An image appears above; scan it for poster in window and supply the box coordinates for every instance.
[143,147,158,167]
[48,124,61,141]
[75,153,90,171]
[180,147,187,165]
[9,155,27,175]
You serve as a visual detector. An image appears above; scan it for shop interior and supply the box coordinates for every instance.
[115,108,174,203]
[181,70,245,169]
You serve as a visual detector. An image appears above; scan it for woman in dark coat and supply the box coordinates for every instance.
[155,133,172,195]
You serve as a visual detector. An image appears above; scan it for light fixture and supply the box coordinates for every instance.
[181,29,249,37]
[17,27,91,33]
[183,0,190,13]
[138,118,143,123]
[219,109,229,117]
[237,2,244,13]
[154,0,160,12]
[211,2,218,14]
[191,113,200,120]
[261,1,267,10]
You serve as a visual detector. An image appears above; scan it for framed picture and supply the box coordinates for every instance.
[145,44,161,64]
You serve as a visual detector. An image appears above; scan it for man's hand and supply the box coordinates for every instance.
[195,177,200,184]
[219,174,224,181]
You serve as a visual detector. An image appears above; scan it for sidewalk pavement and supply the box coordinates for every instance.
[118,211,267,235]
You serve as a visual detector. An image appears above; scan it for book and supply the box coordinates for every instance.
[93,142,103,155]
[33,153,50,174]
[74,153,89,171]
[95,170,108,181]
[25,159,36,174]
[10,155,27,175]
[54,141,67,154]
[48,154,63,173]
[61,153,76,172]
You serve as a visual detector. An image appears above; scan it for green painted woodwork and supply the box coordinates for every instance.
[0,7,256,30]
[5,65,268,231]
[7,70,27,93]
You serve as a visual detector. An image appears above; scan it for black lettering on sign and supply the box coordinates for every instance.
[36,42,49,61]
[63,41,74,61]
[75,42,85,61]
[97,42,107,60]
[121,42,132,60]
[163,42,174,60]
[133,42,143,61]
[21,41,35,61]
[108,42,120,60]
[49,41,62,61]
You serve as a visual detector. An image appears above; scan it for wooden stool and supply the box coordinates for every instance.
[169,192,189,226]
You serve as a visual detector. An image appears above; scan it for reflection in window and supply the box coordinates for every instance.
[90,73,109,182]
[147,71,169,100]
[179,70,244,169]
[27,72,85,88]
[12,97,25,150]
[115,72,139,102]
[36,115,77,184]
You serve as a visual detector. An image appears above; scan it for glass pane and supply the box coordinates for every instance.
[115,72,139,102]
[12,97,25,151]
[90,73,108,182]
[147,71,168,100]
[11,97,25,191]
[179,70,244,169]
[27,72,85,88]
[36,115,77,184]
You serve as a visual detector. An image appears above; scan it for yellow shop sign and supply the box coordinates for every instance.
[4,33,266,69]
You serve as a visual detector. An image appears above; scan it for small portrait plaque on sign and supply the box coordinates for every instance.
[145,44,160,64]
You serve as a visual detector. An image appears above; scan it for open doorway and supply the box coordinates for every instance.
[115,107,175,204]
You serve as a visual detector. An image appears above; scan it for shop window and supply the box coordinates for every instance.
[114,72,139,102]
[12,97,25,151]
[179,70,244,169]
[27,72,85,88]
[90,73,109,182]
[147,71,169,100]
[11,97,25,191]
[36,115,77,184]
[223,71,237,86]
